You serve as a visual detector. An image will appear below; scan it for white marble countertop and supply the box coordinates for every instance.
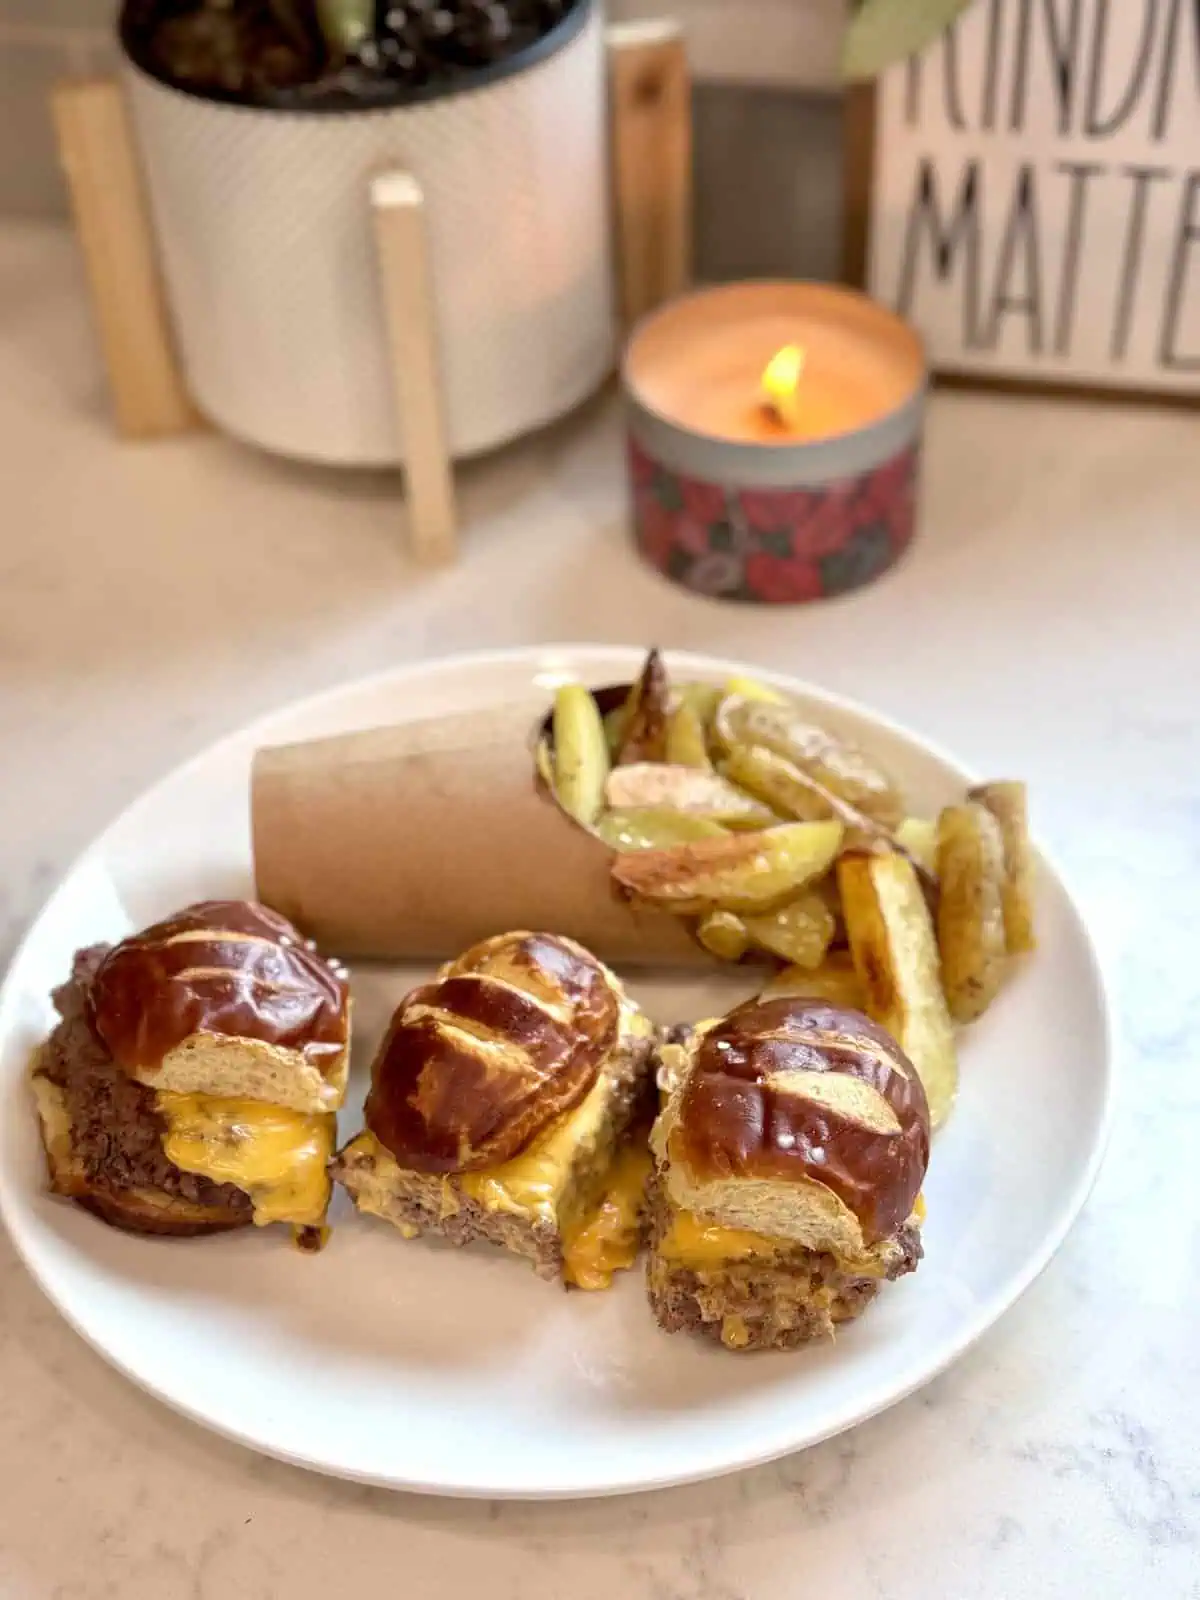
[1,220,1198,1597]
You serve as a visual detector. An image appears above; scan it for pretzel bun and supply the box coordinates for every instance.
[653,996,929,1258]
[364,931,623,1173]
[88,900,351,1114]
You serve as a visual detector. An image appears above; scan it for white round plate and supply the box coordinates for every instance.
[0,647,1112,1499]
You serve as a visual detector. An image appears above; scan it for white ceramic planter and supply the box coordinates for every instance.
[123,2,615,466]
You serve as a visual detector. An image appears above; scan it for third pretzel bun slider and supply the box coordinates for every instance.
[333,931,657,1288]
[647,995,930,1351]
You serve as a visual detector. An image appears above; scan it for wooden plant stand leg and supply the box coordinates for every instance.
[51,76,197,438]
[607,19,693,332]
[370,169,459,567]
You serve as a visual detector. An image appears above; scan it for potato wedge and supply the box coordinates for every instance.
[674,682,723,726]
[719,743,839,824]
[696,910,751,962]
[969,781,1035,954]
[613,648,670,765]
[837,851,957,1129]
[596,808,726,852]
[612,820,844,916]
[603,703,629,758]
[761,951,866,1010]
[664,702,713,770]
[552,685,609,827]
[534,735,554,790]
[723,674,788,705]
[936,803,1007,1023]
[894,817,938,876]
[713,695,905,827]
[743,891,836,969]
[605,764,777,829]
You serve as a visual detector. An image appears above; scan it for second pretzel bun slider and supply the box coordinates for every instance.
[332,932,658,1288]
[648,996,930,1351]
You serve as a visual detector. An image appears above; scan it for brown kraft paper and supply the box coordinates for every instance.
[251,699,712,967]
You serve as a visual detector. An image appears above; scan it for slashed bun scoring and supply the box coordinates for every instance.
[87,900,350,1113]
[364,932,624,1173]
[654,996,930,1257]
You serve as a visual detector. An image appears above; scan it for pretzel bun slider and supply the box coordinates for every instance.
[334,931,657,1288]
[647,995,930,1350]
[31,900,350,1242]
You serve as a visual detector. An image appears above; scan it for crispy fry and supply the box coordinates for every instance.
[761,951,866,1010]
[552,685,609,827]
[712,695,904,827]
[969,781,1035,954]
[664,702,713,770]
[935,803,1007,1023]
[696,910,751,962]
[743,891,836,969]
[612,821,845,917]
[605,764,777,829]
[613,648,670,765]
[894,817,938,876]
[837,851,958,1129]
[596,808,726,852]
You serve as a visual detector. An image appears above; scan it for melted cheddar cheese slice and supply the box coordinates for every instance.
[562,1146,652,1291]
[658,1207,783,1266]
[457,1067,612,1220]
[659,1197,926,1277]
[157,1092,335,1228]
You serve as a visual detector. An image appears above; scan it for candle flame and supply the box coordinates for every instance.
[761,344,806,431]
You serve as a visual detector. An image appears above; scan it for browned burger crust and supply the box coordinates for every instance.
[75,1188,249,1238]
[32,947,253,1237]
[644,1177,922,1351]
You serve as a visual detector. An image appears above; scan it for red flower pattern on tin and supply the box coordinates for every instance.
[744,554,825,604]
[629,442,919,605]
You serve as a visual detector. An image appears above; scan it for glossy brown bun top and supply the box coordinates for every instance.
[89,900,350,1074]
[364,931,622,1174]
[670,996,930,1245]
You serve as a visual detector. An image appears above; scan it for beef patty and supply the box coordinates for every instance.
[38,946,252,1215]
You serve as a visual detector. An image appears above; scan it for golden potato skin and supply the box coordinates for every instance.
[936,803,1007,1024]
[969,782,1035,955]
[838,850,958,1130]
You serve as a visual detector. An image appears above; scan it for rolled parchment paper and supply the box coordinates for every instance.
[251,697,711,967]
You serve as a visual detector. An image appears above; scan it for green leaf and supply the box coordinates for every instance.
[842,0,977,81]
[314,0,373,55]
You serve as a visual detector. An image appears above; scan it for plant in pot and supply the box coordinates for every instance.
[841,0,977,78]
[122,0,578,103]
[118,0,615,466]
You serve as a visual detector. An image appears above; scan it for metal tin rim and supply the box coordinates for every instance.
[622,280,928,488]
[118,0,593,117]
[627,389,926,489]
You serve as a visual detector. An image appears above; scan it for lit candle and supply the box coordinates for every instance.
[622,282,927,604]
[761,343,807,432]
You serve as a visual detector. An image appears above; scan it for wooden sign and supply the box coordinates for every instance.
[846,0,1200,400]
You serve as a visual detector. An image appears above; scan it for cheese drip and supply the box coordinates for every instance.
[157,1092,334,1228]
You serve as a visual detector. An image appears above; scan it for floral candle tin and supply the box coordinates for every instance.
[623,282,927,604]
